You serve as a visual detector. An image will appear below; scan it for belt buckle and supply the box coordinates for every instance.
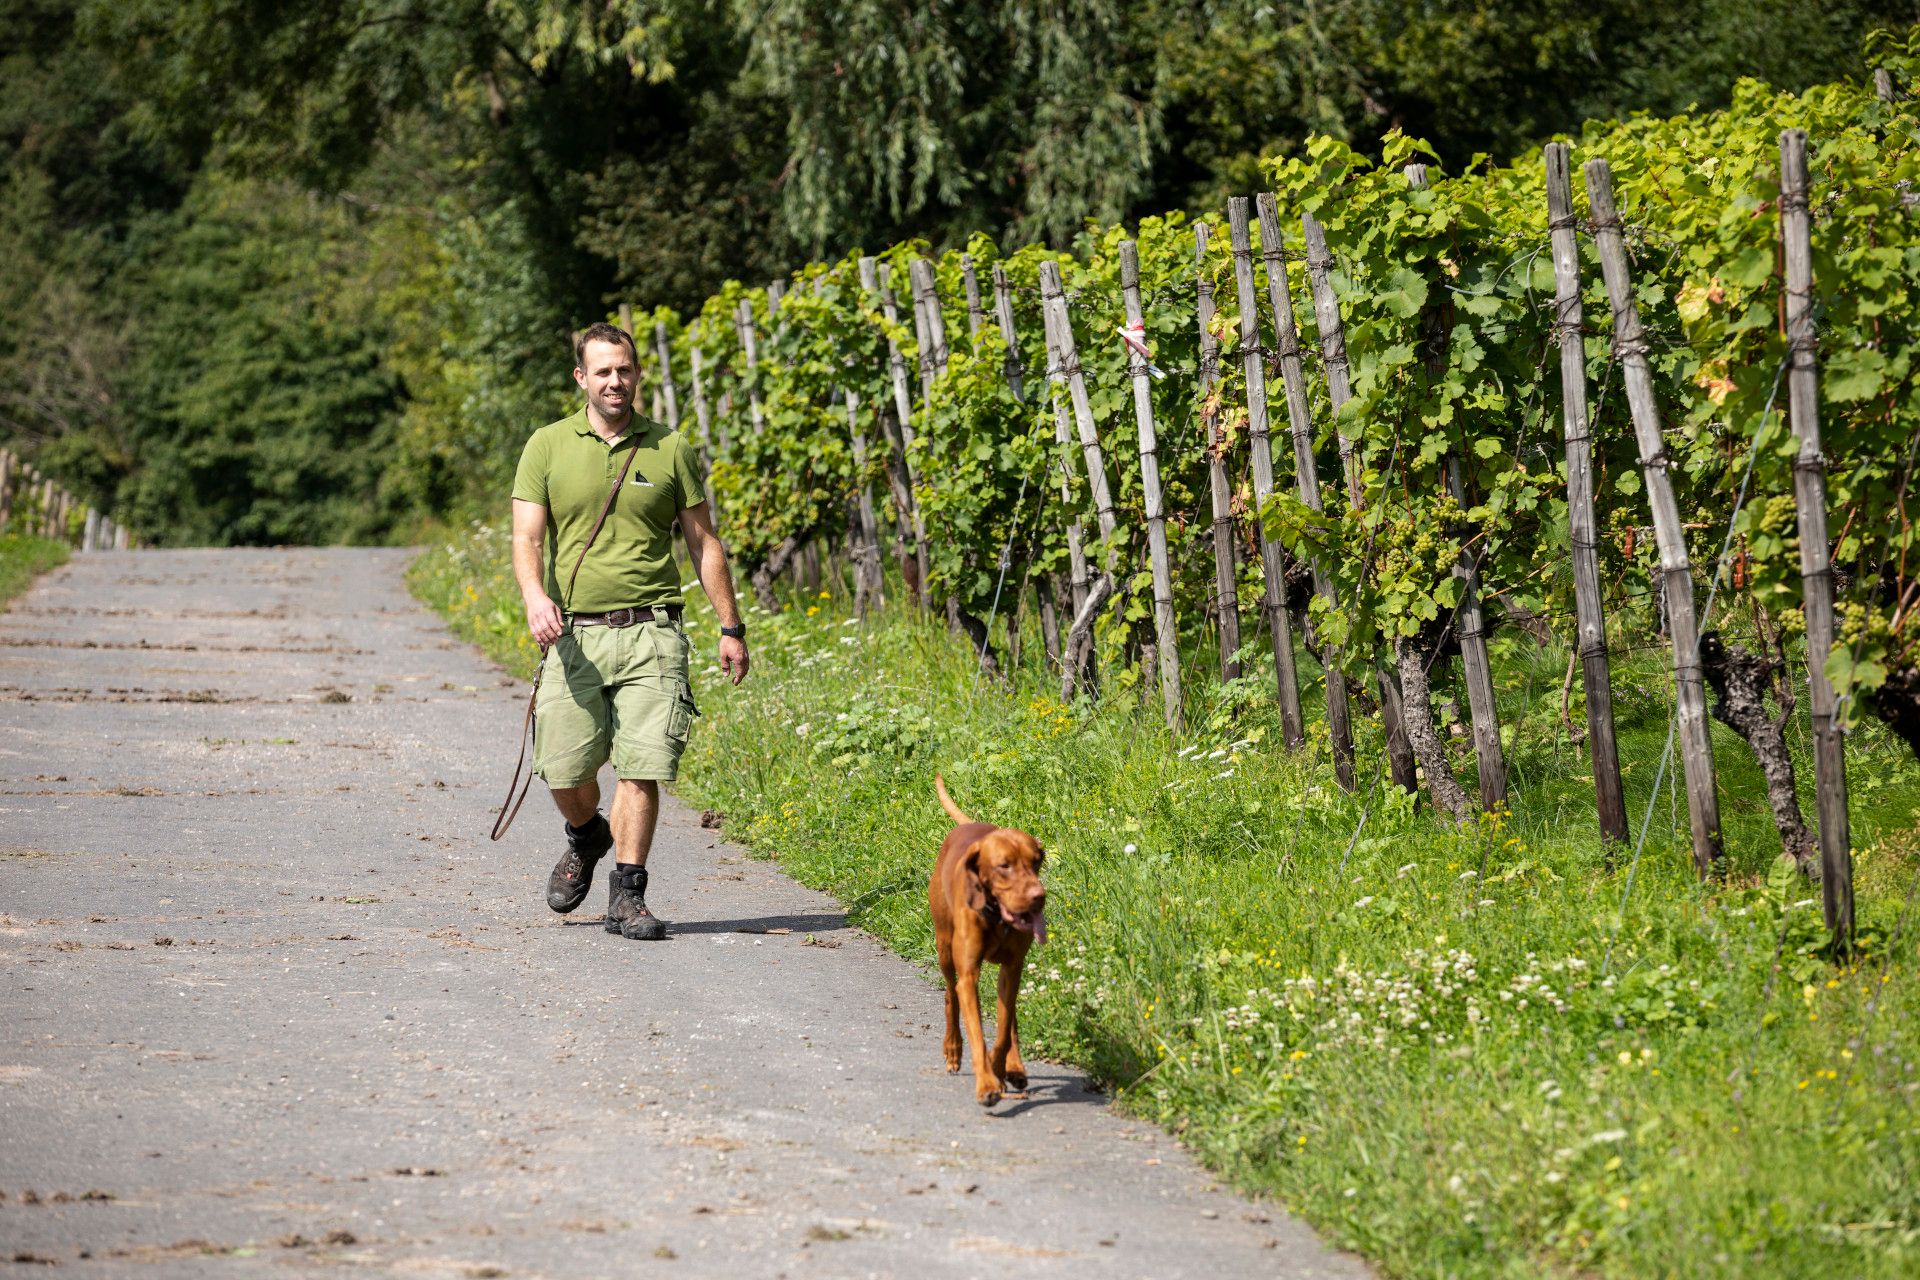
[606,606,637,628]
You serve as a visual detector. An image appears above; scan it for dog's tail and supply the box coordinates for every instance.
[934,773,973,826]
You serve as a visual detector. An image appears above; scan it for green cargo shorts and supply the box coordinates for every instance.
[533,616,697,786]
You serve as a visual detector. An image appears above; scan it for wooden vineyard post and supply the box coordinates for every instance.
[910,258,951,405]
[1227,198,1307,748]
[990,265,1028,402]
[1780,128,1854,944]
[114,522,129,551]
[1194,224,1242,683]
[961,255,986,346]
[993,265,1061,673]
[83,508,99,552]
[1585,158,1724,876]
[1257,195,1356,786]
[1403,164,1508,811]
[688,345,719,457]
[1038,263,1120,576]
[653,321,681,429]
[1876,68,1895,102]
[1544,143,1630,846]
[733,298,765,433]
[1039,262,1110,695]
[912,262,959,634]
[844,387,887,617]
[1301,211,1419,795]
[1120,240,1184,730]
[0,448,14,528]
[1042,300,1094,687]
[862,259,932,603]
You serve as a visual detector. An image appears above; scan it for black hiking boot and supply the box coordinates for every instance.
[604,863,667,940]
[546,814,612,913]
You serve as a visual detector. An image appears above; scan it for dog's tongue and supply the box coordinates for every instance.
[1001,905,1048,945]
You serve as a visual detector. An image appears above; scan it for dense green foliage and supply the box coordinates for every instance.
[3,0,1910,545]
[635,38,1920,780]
[412,526,1920,1277]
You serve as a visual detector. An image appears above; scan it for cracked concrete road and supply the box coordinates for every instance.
[0,548,1365,1279]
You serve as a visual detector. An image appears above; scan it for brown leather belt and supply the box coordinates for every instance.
[567,604,683,628]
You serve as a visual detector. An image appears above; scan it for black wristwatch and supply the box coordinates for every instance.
[720,623,747,640]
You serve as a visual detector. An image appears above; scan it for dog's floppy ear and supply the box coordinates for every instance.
[961,841,988,914]
[1033,844,1046,870]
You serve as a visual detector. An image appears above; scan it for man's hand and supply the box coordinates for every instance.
[719,635,749,685]
[525,592,565,648]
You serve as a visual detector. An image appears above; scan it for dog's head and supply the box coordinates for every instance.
[963,828,1047,944]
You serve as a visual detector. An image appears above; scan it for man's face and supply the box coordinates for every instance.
[574,339,636,421]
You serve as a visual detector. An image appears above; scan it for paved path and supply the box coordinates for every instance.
[0,549,1363,1279]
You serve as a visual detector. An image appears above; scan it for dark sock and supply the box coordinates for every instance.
[567,815,603,837]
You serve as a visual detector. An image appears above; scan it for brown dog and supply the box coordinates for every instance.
[929,773,1047,1107]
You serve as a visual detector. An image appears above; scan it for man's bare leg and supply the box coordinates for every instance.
[605,779,666,938]
[545,778,610,914]
[549,780,600,827]
[608,778,659,866]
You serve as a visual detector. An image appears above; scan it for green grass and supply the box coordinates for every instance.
[412,524,1920,1278]
[0,534,71,610]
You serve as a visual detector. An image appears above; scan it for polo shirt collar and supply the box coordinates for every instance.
[570,405,643,448]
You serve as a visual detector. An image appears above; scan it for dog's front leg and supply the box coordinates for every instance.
[938,942,962,1074]
[953,963,1000,1107]
[991,953,1027,1091]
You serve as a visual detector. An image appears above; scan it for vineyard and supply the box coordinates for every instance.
[589,34,1920,938]
[400,32,1920,1276]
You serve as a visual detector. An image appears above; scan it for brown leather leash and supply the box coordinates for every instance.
[490,442,640,841]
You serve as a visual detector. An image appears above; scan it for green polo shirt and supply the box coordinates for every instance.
[511,407,708,613]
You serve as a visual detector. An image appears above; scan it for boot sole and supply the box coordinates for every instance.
[620,918,668,941]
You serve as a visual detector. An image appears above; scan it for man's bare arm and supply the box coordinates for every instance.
[512,498,564,647]
[677,502,748,684]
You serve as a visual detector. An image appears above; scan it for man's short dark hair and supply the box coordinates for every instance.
[575,322,637,365]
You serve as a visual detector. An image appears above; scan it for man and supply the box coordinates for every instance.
[511,322,749,940]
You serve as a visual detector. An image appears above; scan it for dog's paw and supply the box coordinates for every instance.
[977,1086,1001,1108]
[1002,1070,1027,1091]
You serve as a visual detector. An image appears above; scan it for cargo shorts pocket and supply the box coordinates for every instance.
[669,680,698,744]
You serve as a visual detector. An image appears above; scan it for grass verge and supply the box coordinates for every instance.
[412,523,1920,1278]
[0,534,71,610]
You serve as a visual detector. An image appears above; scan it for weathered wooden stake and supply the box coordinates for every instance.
[733,298,765,434]
[1194,224,1243,684]
[1227,198,1307,748]
[1255,196,1357,787]
[1042,306,1093,687]
[1301,210,1419,795]
[1544,143,1630,845]
[991,265,1028,402]
[1038,260,1120,570]
[1586,158,1724,876]
[653,321,681,428]
[688,345,718,457]
[1120,240,1184,730]
[961,255,986,346]
[1404,164,1508,812]
[844,386,886,617]
[1781,128,1854,944]
[0,448,14,527]
[863,259,932,602]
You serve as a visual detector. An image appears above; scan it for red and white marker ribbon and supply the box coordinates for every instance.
[1117,323,1168,381]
